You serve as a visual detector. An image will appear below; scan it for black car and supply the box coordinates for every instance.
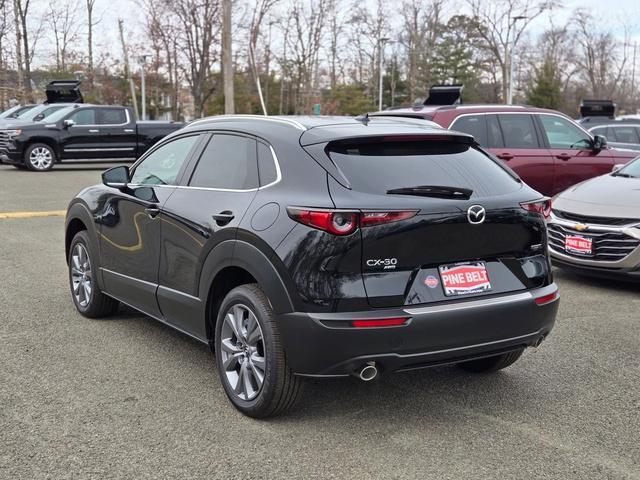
[65,115,559,417]
[0,104,183,171]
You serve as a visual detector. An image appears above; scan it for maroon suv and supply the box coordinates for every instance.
[371,105,638,196]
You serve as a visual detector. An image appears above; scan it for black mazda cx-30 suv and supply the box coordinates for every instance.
[65,115,559,417]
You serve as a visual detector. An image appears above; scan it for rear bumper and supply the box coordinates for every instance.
[279,284,559,376]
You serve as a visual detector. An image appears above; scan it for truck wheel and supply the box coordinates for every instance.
[457,349,524,373]
[25,143,55,171]
[215,284,303,418]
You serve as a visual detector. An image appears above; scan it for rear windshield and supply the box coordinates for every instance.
[327,141,520,197]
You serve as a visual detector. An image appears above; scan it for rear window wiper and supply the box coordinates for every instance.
[386,185,473,199]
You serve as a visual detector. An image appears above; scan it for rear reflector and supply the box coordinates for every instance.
[534,291,558,306]
[351,318,408,328]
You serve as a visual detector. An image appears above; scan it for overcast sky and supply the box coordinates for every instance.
[37,0,640,68]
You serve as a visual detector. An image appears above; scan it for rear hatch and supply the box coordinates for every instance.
[310,135,550,308]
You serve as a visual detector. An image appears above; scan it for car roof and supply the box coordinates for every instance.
[183,114,473,146]
[369,104,566,118]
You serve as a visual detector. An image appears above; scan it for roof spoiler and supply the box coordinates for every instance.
[580,99,615,118]
[423,84,463,106]
[45,80,84,104]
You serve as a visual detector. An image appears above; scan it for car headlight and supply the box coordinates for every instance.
[4,129,22,139]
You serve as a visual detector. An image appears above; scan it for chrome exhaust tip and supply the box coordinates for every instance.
[357,363,378,382]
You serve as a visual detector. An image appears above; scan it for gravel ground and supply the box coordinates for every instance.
[1,165,639,479]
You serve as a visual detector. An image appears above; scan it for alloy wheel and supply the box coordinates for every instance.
[220,304,266,401]
[71,243,92,308]
[29,147,53,170]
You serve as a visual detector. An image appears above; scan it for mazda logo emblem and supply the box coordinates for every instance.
[467,205,486,225]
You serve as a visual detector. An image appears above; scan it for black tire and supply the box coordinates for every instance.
[214,284,303,418]
[457,349,525,373]
[68,231,119,318]
[24,142,56,171]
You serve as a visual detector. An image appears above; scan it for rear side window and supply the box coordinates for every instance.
[328,140,520,198]
[257,141,278,186]
[99,108,127,125]
[450,115,487,145]
[610,126,640,144]
[497,114,539,148]
[190,134,258,190]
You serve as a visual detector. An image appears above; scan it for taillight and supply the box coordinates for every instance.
[360,210,417,227]
[521,198,552,219]
[351,317,408,328]
[287,208,417,235]
[287,208,358,235]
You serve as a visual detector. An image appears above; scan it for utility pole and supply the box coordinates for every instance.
[378,37,389,111]
[222,0,234,114]
[139,54,151,120]
[507,16,527,105]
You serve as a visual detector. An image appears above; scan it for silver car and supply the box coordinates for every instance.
[548,157,640,281]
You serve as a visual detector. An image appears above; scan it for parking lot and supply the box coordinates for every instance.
[0,163,639,479]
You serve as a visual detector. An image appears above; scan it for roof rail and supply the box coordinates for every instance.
[188,115,307,131]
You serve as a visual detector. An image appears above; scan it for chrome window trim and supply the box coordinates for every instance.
[128,136,282,192]
[69,107,131,127]
[188,115,307,131]
[449,111,595,143]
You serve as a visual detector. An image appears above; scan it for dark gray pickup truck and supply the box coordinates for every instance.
[0,104,183,171]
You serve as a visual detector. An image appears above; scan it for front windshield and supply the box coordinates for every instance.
[615,157,640,178]
[0,105,34,119]
[17,104,48,120]
[41,106,76,123]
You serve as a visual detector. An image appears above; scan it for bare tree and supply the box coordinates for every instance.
[171,0,221,117]
[282,0,330,113]
[573,11,628,99]
[247,0,279,114]
[49,0,80,71]
[399,0,445,102]
[221,0,234,113]
[467,0,556,103]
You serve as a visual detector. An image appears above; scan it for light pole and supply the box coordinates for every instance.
[139,54,151,120]
[378,37,389,111]
[507,16,527,105]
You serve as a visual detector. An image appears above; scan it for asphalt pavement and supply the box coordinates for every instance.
[1,164,639,479]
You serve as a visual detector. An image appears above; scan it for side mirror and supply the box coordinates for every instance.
[612,164,625,172]
[33,113,45,121]
[102,165,130,188]
[592,134,608,150]
[63,119,75,128]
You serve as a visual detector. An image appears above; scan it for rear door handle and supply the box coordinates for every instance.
[497,153,514,160]
[89,129,99,133]
[145,207,161,218]
[556,153,571,161]
[212,211,234,226]
[124,129,134,133]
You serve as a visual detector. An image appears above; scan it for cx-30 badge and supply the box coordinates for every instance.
[467,205,486,225]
